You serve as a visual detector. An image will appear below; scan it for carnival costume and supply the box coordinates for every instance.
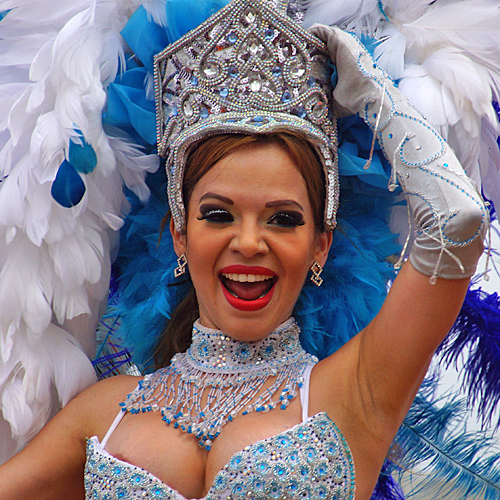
[1,1,500,499]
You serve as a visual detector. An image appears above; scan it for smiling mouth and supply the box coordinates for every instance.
[220,273,277,301]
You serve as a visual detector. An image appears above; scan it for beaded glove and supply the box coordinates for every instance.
[310,25,487,281]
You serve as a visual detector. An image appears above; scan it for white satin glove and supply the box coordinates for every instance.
[311,25,487,281]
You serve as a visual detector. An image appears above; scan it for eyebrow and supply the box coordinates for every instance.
[199,193,234,205]
[265,200,304,211]
[198,193,304,211]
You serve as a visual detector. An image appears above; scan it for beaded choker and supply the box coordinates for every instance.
[121,318,317,450]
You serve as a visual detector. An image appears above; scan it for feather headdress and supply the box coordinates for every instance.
[1,2,500,499]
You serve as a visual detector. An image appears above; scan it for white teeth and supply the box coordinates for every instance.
[222,273,274,283]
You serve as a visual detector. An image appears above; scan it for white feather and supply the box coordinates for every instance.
[141,0,168,27]
[302,0,378,29]
[0,0,143,462]
[373,25,406,80]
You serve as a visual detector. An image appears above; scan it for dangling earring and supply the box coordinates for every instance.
[310,261,323,287]
[174,253,188,277]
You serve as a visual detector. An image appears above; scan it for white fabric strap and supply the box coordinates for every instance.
[101,410,126,448]
[299,364,314,423]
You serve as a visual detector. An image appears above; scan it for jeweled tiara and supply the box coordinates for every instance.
[154,0,339,231]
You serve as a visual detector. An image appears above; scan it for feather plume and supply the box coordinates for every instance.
[396,377,500,500]
[0,0,157,462]
[437,286,500,429]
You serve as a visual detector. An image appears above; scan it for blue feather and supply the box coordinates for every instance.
[51,159,86,207]
[396,377,500,499]
[437,286,500,429]
[68,130,97,175]
[370,461,406,500]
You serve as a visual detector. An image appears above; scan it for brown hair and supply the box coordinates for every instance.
[154,131,327,368]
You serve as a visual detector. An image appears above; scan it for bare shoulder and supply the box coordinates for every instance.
[0,375,143,500]
[66,374,143,439]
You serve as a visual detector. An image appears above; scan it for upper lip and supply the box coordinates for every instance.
[219,265,277,276]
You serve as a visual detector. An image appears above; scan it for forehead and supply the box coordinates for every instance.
[190,143,310,203]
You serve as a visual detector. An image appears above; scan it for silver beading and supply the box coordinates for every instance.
[154,0,339,232]
[121,318,318,450]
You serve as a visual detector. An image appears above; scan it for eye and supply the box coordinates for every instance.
[197,205,234,224]
[268,211,305,228]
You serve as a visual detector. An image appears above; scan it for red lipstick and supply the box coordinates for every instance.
[219,265,276,275]
[219,265,277,311]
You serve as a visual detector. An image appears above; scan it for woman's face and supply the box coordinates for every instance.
[171,142,332,341]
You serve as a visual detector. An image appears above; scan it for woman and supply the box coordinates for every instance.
[0,0,491,499]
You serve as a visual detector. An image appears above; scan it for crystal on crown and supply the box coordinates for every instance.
[154,0,339,233]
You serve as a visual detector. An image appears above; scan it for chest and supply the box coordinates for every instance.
[87,410,355,500]
[104,400,304,498]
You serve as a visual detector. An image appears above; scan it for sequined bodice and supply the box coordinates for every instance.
[85,412,355,499]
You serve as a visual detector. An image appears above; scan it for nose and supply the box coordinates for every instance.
[229,220,269,258]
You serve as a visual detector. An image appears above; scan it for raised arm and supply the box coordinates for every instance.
[309,25,487,493]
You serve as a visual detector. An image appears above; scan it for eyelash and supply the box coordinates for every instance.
[197,207,233,224]
[197,206,305,228]
[268,211,305,228]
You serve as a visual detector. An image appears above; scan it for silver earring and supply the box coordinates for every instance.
[310,261,323,287]
[174,253,188,277]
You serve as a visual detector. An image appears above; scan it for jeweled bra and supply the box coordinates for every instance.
[85,412,355,500]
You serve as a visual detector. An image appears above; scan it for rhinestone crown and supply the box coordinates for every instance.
[154,0,339,231]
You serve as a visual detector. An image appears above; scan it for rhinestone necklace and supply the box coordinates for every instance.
[121,318,318,450]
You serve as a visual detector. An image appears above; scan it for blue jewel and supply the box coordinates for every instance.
[282,91,292,103]
[219,88,229,98]
[297,107,307,119]
[229,67,238,77]
[190,75,198,86]
[272,66,282,77]
[227,32,237,44]
[265,29,274,40]
[200,108,209,118]
[307,76,315,87]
